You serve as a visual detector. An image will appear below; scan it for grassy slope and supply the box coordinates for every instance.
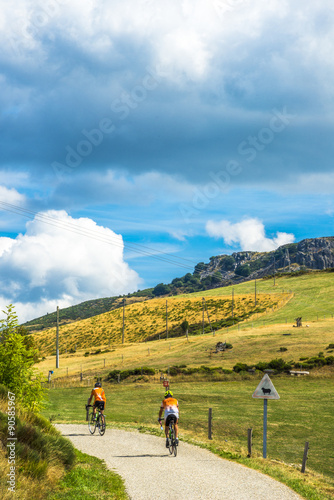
[33,291,290,355]
[36,272,334,499]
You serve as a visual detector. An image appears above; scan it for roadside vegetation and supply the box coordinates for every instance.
[0,305,127,500]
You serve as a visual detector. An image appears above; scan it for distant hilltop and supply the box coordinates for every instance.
[23,237,334,331]
[199,236,334,286]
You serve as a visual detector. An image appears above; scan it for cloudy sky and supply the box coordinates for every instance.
[0,0,333,321]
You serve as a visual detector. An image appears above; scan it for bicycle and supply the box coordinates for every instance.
[86,404,106,436]
[159,417,177,457]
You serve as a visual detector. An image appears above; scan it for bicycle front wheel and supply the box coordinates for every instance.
[98,414,106,436]
[88,411,97,434]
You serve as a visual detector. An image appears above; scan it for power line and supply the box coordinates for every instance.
[0,201,196,271]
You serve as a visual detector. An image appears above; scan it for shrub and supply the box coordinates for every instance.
[233,363,250,373]
[0,305,45,412]
[235,264,251,277]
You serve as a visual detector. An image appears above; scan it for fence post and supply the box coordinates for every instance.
[208,408,213,440]
[247,428,253,457]
[301,441,309,473]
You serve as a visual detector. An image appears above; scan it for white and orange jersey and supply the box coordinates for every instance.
[161,396,179,419]
[90,387,106,404]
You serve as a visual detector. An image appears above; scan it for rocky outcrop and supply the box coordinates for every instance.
[200,237,334,285]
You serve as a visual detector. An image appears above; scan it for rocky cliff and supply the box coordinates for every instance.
[199,237,334,286]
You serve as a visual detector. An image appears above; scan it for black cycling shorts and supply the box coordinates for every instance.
[94,401,105,410]
[165,414,177,426]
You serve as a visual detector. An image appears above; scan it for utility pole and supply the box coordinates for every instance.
[255,279,257,306]
[273,255,276,286]
[202,297,205,335]
[166,300,168,340]
[56,306,59,369]
[122,298,125,344]
[231,288,234,318]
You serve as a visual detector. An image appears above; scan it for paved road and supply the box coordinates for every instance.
[56,424,303,500]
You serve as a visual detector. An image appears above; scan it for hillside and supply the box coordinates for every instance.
[34,292,291,356]
[24,236,334,333]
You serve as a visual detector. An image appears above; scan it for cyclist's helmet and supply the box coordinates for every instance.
[164,390,173,398]
[95,382,102,388]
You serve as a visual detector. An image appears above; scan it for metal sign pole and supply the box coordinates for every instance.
[263,399,268,458]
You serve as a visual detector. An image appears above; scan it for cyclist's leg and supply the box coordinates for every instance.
[175,419,179,438]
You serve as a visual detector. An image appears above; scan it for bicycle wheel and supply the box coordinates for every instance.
[98,414,106,436]
[88,411,97,434]
[168,426,174,455]
[173,434,177,457]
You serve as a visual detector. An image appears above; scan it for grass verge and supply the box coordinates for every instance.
[47,448,128,500]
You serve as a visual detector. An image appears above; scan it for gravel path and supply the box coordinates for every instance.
[56,424,303,500]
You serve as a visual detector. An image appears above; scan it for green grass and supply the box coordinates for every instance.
[43,375,334,499]
[47,449,128,500]
[195,272,334,325]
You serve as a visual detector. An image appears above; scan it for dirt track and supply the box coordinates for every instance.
[56,424,302,500]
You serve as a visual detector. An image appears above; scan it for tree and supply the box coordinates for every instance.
[152,283,171,296]
[0,305,45,412]
[220,255,235,271]
[235,264,251,277]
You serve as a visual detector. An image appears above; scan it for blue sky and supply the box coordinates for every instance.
[0,0,333,321]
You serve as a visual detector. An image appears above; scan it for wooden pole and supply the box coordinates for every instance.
[247,428,253,457]
[208,408,212,440]
[202,298,205,335]
[273,255,276,286]
[232,288,234,318]
[255,279,257,306]
[301,441,309,473]
[122,298,125,344]
[166,300,168,340]
[204,299,213,334]
[56,306,59,369]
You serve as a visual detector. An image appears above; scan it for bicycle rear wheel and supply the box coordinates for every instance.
[173,437,177,457]
[88,411,97,434]
[169,426,174,455]
[98,414,106,436]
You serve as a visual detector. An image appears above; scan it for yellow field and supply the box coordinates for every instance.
[33,292,291,356]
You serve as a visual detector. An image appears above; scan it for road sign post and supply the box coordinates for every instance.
[252,374,280,458]
[263,399,268,458]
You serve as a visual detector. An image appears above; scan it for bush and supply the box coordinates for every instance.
[107,367,155,382]
[233,363,250,373]
[235,264,251,277]
[0,305,45,412]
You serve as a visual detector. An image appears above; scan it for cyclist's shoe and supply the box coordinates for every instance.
[166,438,169,448]
[176,438,179,446]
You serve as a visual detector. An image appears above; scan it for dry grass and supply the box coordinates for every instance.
[33,292,291,356]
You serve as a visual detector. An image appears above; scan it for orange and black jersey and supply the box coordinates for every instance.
[90,387,106,404]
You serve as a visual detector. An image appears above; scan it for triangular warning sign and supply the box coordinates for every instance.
[252,374,280,399]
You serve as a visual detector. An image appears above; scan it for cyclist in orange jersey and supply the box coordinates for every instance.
[158,390,179,447]
[87,381,106,420]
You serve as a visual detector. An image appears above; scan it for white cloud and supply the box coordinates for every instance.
[0,185,25,204]
[206,217,295,251]
[0,210,141,322]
